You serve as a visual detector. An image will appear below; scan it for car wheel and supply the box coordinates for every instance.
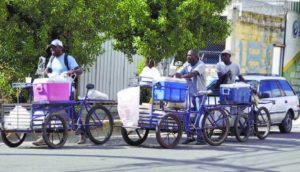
[279,111,293,133]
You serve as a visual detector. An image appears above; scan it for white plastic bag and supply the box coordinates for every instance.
[117,87,140,127]
[88,90,109,100]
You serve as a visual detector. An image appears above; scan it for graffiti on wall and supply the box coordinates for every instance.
[234,12,284,74]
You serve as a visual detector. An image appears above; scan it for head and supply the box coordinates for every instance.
[50,39,64,57]
[186,50,199,66]
[220,50,232,65]
[145,59,155,68]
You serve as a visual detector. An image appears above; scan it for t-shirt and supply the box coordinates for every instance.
[139,66,161,85]
[139,66,161,79]
[46,53,79,75]
[222,63,240,84]
[177,60,206,96]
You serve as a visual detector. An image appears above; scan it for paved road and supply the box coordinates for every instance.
[0,120,300,172]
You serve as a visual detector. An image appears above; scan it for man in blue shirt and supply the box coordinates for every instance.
[175,50,206,145]
[45,39,82,76]
[33,39,85,145]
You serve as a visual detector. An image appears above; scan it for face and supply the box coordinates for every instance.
[186,50,197,65]
[221,53,231,64]
[50,45,63,56]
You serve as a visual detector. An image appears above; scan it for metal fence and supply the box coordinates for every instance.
[78,40,143,100]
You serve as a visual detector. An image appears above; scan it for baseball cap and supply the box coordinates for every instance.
[50,39,63,47]
[221,50,232,56]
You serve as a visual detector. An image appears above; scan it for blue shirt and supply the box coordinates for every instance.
[46,53,79,75]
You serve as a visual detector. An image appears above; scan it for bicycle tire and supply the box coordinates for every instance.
[234,113,250,142]
[156,114,182,149]
[121,127,149,146]
[1,132,26,147]
[85,105,113,145]
[254,107,271,140]
[202,108,229,146]
[42,113,68,148]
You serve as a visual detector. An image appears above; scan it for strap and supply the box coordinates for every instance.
[64,53,70,70]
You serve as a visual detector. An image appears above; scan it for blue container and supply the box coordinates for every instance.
[153,78,187,102]
[220,83,251,104]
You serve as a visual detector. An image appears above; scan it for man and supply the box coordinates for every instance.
[33,39,85,146]
[175,49,206,145]
[217,50,244,84]
[45,39,82,77]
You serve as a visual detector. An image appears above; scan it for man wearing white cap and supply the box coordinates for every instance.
[217,50,244,84]
[45,39,82,76]
[33,39,86,145]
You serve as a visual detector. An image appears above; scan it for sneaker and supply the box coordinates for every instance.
[195,140,206,145]
[181,137,195,144]
[32,137,46,146]
[76,135,86,144]
[195,135,206,145]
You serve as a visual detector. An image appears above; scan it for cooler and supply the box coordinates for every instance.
[153,77,187,102]
[220,83,251,104]
[33,78,71,102]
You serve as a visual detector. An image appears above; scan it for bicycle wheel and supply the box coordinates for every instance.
[234,113,250,142]
[156,114,182,149]
[255,107,271,140]
[121,127,149,146]
[85,105,113,145]
[42,114,68,149]
[1,132,26,147]
[202,108,229,146]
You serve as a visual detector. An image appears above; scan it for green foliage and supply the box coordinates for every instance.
[0,0,114,99]
[136,58,146,76]
[0,63,24,102]
[107,0,230,62]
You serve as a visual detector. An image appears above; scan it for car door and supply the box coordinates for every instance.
[259,80,285,124]
[278,79,299,121]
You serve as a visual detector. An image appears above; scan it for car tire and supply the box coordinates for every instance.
[279,111,293,133]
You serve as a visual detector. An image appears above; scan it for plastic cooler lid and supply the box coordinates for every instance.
[33,77,71,84]
[154,77,187,83]
[220,82,250,88]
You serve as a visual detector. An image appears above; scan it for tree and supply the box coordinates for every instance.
[107,0,231,62]
[0,0,114,101]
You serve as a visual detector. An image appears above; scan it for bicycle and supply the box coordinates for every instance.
[1,83,114,148]
[231,91,272,142]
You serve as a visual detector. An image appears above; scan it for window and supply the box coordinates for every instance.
[278,80,295,96]
[259,80,283,98]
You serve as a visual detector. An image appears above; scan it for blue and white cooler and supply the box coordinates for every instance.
[220,82,251,104]
[152,77,187,102]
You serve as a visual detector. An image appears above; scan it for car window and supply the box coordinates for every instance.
[278,80,295,96]
[259,80,283,98]
[244,80,259,90]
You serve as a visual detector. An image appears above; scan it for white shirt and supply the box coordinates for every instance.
[177,60,206,96]
[223,63,240,84]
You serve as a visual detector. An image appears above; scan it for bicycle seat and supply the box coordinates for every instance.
[197,90,213,95]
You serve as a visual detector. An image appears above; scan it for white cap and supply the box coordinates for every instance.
[221,50,232,56]
[50,39,63,47]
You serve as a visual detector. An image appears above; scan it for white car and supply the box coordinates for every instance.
[207,75,300,133]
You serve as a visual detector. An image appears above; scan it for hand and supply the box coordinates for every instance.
[175,73,182,78]
[67,70,74,77]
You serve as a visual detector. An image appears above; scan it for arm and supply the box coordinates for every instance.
[67,66,83,76]
[238,75,245,82]
[180,70,199,79]
[67,55,83,76]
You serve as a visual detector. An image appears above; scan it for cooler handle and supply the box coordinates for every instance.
[36,84,44,93]
[222,88,230,95]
